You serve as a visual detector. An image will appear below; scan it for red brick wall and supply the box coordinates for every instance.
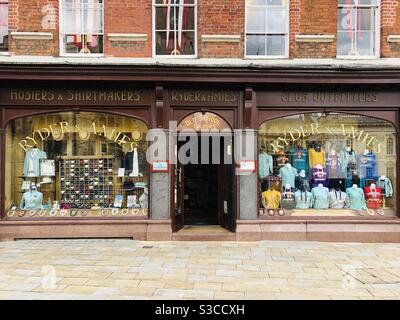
[6,0,400,59]
[104,0,152,58]
[10,0,59,56]
[381,0,400,57]
[197,0,244,58]
[291,0,337,58]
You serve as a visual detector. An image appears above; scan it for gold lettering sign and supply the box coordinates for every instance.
[171,91,237,103]
[10,89,141,102]
[18,121,141,152]
[271,122,383,154]
[177,112,231,131]
[281,92,378,103]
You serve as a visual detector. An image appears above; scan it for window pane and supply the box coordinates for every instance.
[63,34,103,54]
[183,7,195,30]
[338,7,356,32]
[155,7,168,30]
[246,35,266,56]
[82,1,103,34]
[267,8,286,32]
[5,112,149,218]
[246,8,266,32]
[156,31,169,55]
[266,35,285,56]
[359,8,374,31]
[337,31,353,56]
[258,113,397,218]
[357,31,375,56]
[179,31,195,55]
[155,0,195,4]
[0,2,8,52]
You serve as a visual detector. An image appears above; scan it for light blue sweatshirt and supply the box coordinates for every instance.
[311,186,330,209]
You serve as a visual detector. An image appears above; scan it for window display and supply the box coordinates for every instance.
[259,112,396,217]
[5,112,149,219]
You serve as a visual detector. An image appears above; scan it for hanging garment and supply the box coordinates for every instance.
[20,190,43,210]
[131,148,139,177]
[139,189,148,209]
[326,152,341,179]
[346,187,367,210]
[258,152,273,178]
[311,164,328,188]
[311,185,330,209]
[308,147,326,168]
[289,147,308,174]
[295,190,313,209]
[281,187,296,209]
[339,149,357,179]
[277,152,289,167]
[358,152,378,179]
[295,175,311,192]
[364,187,383,210]
[261,189,281,209]
[278,166,298,189]
[376,177,393,198]
[329,190,349,209]
[23,148,47,177]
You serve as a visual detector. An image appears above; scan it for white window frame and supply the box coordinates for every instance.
[337,0,380,59]
[152,0,197,58]
[245,0,289,59]
[0,0,9,55]
[59,0,104,57]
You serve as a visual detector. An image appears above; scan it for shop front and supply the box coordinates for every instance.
[247,89,400,242]
[0,67,400,242]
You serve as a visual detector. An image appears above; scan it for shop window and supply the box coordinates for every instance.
[153,0,196,57]
[0,1,8,53]
[245,0,288,57]
[386,137,394,155]
[337,0,379,58]
[60,0,104,55]
[258,112,396,218]
[5,112,149,219]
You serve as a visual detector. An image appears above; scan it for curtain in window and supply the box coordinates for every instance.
[71,0,101,50]
[165,0,190,54]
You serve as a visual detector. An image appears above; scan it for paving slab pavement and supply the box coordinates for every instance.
[0,239,400,300]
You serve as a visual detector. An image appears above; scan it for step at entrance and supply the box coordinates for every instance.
[172,226,236,241]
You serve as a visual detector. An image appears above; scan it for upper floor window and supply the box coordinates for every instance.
[245,0,288,58]
[153,0,196,57]
[0,0,8,53]
[60,0,103,55]
[387,137,394,155]
[337,0,379,58]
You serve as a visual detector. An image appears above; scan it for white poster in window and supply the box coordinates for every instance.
[127,195,137,208]
[40,159,55,177]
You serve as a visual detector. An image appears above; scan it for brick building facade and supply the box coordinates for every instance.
[1,1,400,243]
[1,0,400,58]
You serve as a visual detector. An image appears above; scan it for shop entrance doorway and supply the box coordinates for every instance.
[172,112,235,232]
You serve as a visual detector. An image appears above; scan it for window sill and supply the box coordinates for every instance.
[154,55,198,59]
[245,56,289,59]
[59,54,104,58]
[336,55,380,60]
[0,52,10,56]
